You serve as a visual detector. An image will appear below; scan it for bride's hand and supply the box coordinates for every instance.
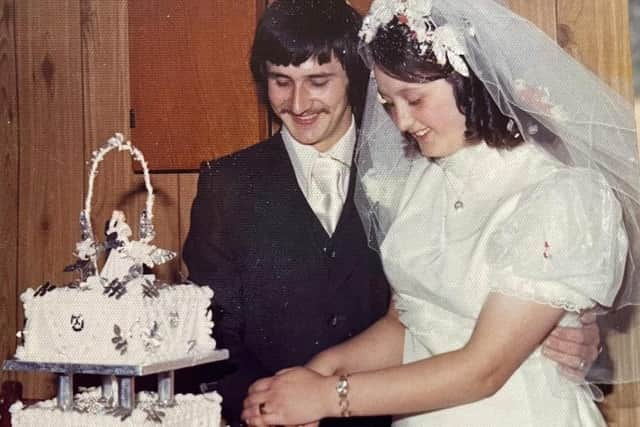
[242,367,334,426]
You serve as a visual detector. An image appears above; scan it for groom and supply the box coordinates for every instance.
[183,1,389,425]
[182,1,601,426]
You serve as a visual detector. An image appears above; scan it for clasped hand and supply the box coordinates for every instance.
[542,311,602,379]
[240,311,601,427]
[242,367,328,427]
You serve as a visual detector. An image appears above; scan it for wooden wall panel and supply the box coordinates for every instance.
[0,0,18,381]
[81,0,133,241]
[14,0,84,399]
[80,0,177,286]
[506,0,557,39]
[128,0,267,171]
[80,0,181,284]
[557,0,634,100]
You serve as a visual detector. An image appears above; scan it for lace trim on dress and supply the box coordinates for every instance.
[489,272,593,313]
[490,287,591,313]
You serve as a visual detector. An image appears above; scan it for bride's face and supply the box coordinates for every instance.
[373,66,468,158]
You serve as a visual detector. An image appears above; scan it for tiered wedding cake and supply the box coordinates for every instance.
[9,134,223,427]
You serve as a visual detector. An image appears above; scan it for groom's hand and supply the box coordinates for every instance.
[542,311,601,379]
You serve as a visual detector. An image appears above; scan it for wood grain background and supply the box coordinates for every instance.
[128,0,268,171]
[0,0,638,425]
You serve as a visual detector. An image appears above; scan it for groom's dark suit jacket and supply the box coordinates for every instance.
[182,133,391,427]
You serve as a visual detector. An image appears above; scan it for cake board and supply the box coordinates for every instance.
[3,349,229,411]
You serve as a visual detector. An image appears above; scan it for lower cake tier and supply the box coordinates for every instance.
[15,278,216,365]
[10,389,222,427]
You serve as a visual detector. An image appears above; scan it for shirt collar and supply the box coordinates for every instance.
[281,115,356,170]
[282,116,356,198]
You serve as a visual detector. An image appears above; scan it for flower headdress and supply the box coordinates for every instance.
[359,0,469,77]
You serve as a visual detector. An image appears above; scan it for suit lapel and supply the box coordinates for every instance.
[262,135,333,252]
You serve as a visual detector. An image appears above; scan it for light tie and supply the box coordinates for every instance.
[309,156,345,235]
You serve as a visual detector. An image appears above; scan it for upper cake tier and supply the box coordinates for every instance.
[13,134,216,365]
[15,277,215,365]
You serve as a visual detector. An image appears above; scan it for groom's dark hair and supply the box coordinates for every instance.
[250,0,369,125]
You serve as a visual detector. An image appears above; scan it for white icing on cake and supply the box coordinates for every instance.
[10,389,223,427]
[14,135,216,365]
[10,135,224,426]
[15,277,215,365]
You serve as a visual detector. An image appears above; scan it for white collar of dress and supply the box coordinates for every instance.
[433,141,499,180]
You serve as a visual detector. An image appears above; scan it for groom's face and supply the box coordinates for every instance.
[266,55,353,153]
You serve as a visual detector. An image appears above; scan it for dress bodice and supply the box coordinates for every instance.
[382,141,625,319]
[377,142,627,426]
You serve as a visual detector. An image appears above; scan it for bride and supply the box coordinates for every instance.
[242,0,640,425]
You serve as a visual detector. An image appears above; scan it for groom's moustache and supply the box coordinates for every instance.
[276,106,330,116]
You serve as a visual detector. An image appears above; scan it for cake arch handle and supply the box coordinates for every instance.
[82,133,156,244]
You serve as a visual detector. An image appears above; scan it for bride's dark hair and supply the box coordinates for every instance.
[368,17,529,149]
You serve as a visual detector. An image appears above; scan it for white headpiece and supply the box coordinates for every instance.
[359,0,469,76]
[355,0,640,387]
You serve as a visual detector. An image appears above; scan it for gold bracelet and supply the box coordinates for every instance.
[336,374,351,417]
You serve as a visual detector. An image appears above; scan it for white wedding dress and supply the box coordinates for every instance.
[378,141,627,426]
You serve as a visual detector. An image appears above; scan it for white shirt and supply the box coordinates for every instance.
[281,116,356,205]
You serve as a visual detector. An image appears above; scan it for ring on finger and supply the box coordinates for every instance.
[578,359,586,371]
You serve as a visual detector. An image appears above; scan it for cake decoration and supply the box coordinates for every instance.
[33,282,56,297]
[13,134,216,364]
[7,133,224,427]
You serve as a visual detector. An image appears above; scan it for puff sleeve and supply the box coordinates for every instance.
[485,169,628,312]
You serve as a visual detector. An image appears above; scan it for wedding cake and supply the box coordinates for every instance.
[9,134,223,426]
[14,276,215,365]
[10,389,222,427]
